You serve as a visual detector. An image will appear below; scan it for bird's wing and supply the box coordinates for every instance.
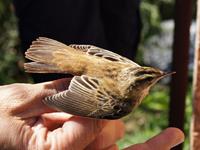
[43,75,128,119]
[69,44,140,67]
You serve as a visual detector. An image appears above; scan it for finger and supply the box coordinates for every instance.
[124,127,184,150]
[104,144,119,150]
[38,77,72,93]
[145,127,184,149]
[12,78,71,118]
[48,116,108,150]
[86,120,124,150]
[41,112,73,130]
[42,112,73,121]
[30,124,49,150]
[31,78,72,112]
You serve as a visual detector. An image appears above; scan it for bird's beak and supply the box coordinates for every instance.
[161,71,176,78]
[152,71,175,86]
[155,71,176,82]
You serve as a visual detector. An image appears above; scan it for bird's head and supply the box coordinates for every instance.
[131,67,171,88]
[126,66,174,106]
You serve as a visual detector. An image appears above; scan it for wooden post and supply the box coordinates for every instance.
[191,0,200,149]
[169,0,192,149]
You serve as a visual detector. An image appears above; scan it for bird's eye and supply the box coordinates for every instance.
[135,71,155,77]
[145,76,154,82]
[134,76,154,86]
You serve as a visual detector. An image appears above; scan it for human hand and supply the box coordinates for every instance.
[0,79,124,150]
[0,78,184,150]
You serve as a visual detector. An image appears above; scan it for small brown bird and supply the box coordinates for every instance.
[24,37,172,119]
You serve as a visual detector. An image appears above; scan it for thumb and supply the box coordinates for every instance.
[145,127,184,149]
[125,127,184,150]
[11,78,71,118]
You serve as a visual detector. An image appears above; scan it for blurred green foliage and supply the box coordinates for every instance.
[140,1,161,41]
[140,0,175,42]
[136,0,176,64]
[0,0,29,84]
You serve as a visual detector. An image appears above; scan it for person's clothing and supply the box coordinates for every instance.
[13,0,141,82]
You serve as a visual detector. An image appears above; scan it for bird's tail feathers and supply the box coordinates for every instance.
[24,37,70,74]
[24,62,65,73]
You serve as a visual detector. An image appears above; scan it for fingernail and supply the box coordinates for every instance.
[172,138,184,148]
[106,144,119,150]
